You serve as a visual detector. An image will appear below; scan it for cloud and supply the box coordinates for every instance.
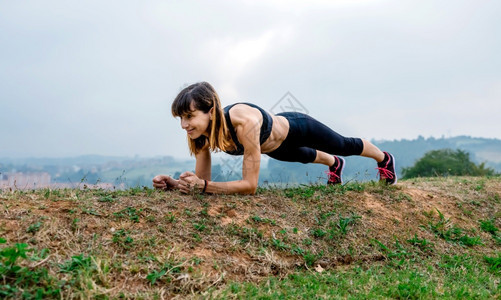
[0,0,500,158]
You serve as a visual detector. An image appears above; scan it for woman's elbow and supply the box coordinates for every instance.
[241,182,258,195]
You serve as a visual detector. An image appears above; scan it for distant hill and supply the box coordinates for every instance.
[1,136,500,187]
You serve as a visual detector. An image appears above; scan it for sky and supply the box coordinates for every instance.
[1,0,500,159]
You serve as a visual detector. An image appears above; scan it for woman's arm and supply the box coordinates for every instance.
[195,145,211,180]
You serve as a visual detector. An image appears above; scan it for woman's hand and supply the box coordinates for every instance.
[152,175,179,190]
[178,171,204,194]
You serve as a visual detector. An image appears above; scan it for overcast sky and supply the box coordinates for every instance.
[1,0,500,159]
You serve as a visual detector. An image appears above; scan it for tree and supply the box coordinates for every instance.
[402,149,496,179]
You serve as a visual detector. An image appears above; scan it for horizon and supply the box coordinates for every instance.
[1,134,498,161]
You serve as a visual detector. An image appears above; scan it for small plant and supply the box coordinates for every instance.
[290,244,305,255]
[302,251,323,267]
[396,192,412,202]
[311,228,326,239]
[71,218,79,232]
[98,195,115,203]
[193,222,207,232]
[82,207,100,216]
[283,185,316,199]
[373,239,411,264]
[271,238,289,251]
[0,238,60,298]
[114,207,142,223]
[112,229,134,250]
[302,238,313,246]
[59,254,93,273]
[479,219,499,235]
[423,209,482,246]
[26,221,42,233]
[250,215,276,225]
[337,213,361,235]
[147,260,184,285]
[484,254,501,271]
[165,212,176,223]
[407,234,434,252]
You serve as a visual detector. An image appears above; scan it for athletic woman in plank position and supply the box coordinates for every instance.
[153,82,396,194]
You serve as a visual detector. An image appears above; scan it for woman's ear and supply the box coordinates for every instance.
[209,107,214,120]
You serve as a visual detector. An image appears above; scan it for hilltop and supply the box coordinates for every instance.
[1,177,500,298]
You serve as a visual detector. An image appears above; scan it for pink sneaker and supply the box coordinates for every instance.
[327,156,345,185]
[376,152,397,185]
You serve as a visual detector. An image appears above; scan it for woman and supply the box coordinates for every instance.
[153,82,396,195]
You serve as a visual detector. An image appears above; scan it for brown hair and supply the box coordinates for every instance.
[171,82,231,155]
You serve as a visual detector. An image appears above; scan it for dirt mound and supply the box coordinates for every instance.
[1,177,500,298]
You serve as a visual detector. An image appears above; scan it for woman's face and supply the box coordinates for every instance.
[179,103,211,139]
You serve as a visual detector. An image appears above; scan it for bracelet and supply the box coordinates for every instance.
[202,180,208,193]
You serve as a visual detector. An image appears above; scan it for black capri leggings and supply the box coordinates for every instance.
[266,112,364,164]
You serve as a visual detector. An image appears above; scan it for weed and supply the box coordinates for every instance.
[250,215,276,225]
[302,238,312,246]
[147,260,184,284]
[0,239,61,298]
[192,257,203,265]
[483,254,501,272]
[59,253,110,293]
[193,221,207,232]
[98,195,115,203]
[423,209,482,246]
[71,218,79,232]
[284,185,316,200]
[397,192,412,202]
[479,219,499,235]
[315,210,336,225]
[59,254,93,273]
[114,207,142,223]
[165,212,176,223]
[192,233,202,243]
[311,228,327,239]
[199,207,209,217]
[373,239,411,264]
[112,229,134,250]
[337,213,361,235]
[407,234,434,252]
[474,180,486,191]
[82,207,101,216]
[290,244,305,256]
[271,238,289,251]
[302,251,323,267]
[26,221,42,234]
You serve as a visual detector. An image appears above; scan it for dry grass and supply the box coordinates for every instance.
[1,176,500,298]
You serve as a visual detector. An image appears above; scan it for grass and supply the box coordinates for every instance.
[0,176,500,298]
[213,254,500,299]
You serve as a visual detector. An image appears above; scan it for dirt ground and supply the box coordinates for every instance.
[1,177,500,297]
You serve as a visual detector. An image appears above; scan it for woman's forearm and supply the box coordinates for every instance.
[205,179,257,195]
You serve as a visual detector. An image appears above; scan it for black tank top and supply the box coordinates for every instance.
[223,102,273,155]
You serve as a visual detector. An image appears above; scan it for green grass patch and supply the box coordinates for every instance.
[214,254,499,299]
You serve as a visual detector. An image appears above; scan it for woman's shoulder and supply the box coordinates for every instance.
[226,103,262,124]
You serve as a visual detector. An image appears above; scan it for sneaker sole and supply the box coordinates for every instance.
[338,156,345,184]
[388,153,397,185]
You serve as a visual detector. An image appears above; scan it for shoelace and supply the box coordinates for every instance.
[376,167,394,179]
[325,170,340,182]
